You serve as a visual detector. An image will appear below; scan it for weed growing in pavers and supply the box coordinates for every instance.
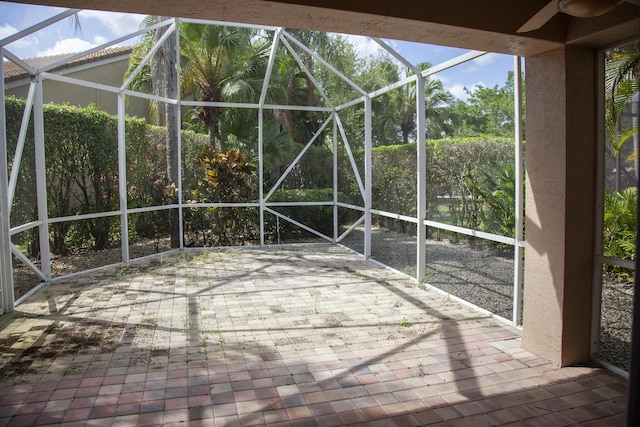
[115,266,130,279]
[400,317,412,327]
[199,337,208,348]
[402,278,418,288]
[183,316,192,334]
[481,322,498,329]
[310,290,321,314]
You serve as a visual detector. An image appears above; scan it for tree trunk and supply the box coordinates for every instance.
[159,17,181,248]
[402,126,410,144]
[151,17,166,126]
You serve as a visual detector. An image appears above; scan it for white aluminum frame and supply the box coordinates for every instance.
[0,11,526,328]
[0,46,14,314]
[513,56,525,325]
[591,41,638,376]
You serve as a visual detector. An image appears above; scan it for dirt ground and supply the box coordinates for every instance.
[12,237,173,300]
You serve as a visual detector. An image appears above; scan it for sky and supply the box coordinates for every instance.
[0,1,516,100]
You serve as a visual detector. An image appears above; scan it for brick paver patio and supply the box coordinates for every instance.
[0,244,628,426]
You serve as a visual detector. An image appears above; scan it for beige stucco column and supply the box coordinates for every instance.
[522,45,597,367]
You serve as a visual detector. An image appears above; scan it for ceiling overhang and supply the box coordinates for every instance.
[9,0,640,56]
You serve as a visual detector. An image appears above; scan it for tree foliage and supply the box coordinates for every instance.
[603,188,637,281]
[601,41,638,282]
[7,24,528,257]
[605,42,639,159]
[451,71,519,138]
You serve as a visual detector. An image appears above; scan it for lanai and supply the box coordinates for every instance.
[0,0,639,424]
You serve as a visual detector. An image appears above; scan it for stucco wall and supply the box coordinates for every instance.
[6,56,150,120]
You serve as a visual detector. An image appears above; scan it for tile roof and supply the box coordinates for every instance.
[3,45,132,82]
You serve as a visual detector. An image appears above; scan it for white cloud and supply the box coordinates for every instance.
[0,23,17,39]
[37,36,102,56]
[80,10,146,37]
[0,23,39,52]
[472,53,497,66]
[344,34,383,61]
[93,35,108,45]
[448,83,468,100]
[464,52,497,73]
[448,81,485,101]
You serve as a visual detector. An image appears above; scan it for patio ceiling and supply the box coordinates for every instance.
[12,0,640,56]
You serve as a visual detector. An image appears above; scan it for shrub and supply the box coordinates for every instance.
[184,147,258,246]
[428,137,514,230]
[38,102,120,253]
[470,162,520,238]
[5,97,211,254]
[266,188,343,241]
[264,141,334,191]
[5,95,521,255]
[603,187,637,281]
[342,137,515,232]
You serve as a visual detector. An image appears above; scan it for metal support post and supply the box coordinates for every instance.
[33,76,51,281]
[364,97,372,259]
[259,109,265,247]
[333,115,338,243]
[175,18,184,250]
[512,56,525,326]
[416,75,427,281]
[627,79,640,427]
[0,46,15,313]
[117,93,130,262]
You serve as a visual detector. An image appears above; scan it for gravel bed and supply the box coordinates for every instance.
[339,227,516,319]
[12,237,173,300]
[340,225,633,372]
[599,278,633,371]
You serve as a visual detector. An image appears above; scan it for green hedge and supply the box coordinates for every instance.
[340,137,516,234]
[267,188,342,240]
[6,95,519,254]
[5,97,209,255]
[603,188,637,281]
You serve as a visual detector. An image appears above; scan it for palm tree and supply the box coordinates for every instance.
[386,77,456,144]
[125,16,168,126]
[162,19,180,248]
[125,16,181,247]
[605,42,639,160]
[275,29,351,146]
[421,68,457,139]
[391,81,416,144]
[359,57,401,145]
[367,61,456,145]
[180,22,267,151]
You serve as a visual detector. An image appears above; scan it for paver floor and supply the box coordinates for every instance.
[0,244,629,426]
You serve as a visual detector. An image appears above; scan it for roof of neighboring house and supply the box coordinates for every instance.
[3,45,132,83]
